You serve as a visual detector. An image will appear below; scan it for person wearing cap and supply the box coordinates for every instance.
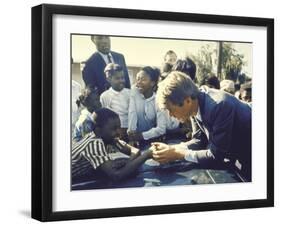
[82,35,130,95]
[100,63,131,141]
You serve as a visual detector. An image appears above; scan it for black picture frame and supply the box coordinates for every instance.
[31,3,274,222]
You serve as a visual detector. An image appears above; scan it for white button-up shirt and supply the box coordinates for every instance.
[100,87,130,128]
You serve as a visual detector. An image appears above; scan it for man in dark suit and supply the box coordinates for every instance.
[152,71,252,181]
[82,35,130,95]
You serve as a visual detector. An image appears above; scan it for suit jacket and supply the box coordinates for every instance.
[82,51,130,95]
[186,87,252,175]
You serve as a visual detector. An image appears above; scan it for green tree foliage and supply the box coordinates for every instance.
[191,44,216,85]
[221,43,245,81]
[191,42,246,85]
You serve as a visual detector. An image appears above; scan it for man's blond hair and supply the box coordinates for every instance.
[156,71,199,110]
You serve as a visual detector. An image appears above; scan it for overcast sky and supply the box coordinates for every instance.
[72,35,252,77]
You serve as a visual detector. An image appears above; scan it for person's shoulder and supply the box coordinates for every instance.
[122,88,131,95]
[201,86,230,104]
[129,86,141,97]
[86,134,105,147]
[85,52,101,63]
[111,51,125,59]
[72,132,100,150]
[199,87,234,118]
[111,50,122,56]
[100,89,111,99]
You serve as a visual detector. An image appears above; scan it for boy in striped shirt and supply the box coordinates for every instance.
[72,108,152,184]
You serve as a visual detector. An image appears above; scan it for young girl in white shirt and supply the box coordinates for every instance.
[100,63,130,141]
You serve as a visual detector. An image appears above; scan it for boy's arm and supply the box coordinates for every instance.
[99,150,152,182]
[114,139,140,157]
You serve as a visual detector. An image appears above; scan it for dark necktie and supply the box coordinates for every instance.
[107,54,112,63]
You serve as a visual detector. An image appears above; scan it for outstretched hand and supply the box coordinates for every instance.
[151,142,183,164]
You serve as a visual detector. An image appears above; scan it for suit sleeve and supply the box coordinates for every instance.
[82,60,96,90]
[187,102,234,164]
[209,100,235,158]
[193,100,235,164]
[185,116,208,150]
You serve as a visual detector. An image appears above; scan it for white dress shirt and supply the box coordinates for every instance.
[98,51,115,64]
[100,87,130,128]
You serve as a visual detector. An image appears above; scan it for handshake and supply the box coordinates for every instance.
[147,142,186,164]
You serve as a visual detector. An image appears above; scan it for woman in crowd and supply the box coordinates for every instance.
[127,66,167,145]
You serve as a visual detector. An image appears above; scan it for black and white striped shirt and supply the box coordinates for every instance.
[72,133,114,178]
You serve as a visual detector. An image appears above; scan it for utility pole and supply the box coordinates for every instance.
[217,41,223,80]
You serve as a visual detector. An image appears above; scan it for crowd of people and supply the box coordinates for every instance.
[71,35,252,185]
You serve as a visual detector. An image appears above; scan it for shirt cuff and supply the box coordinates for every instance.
[175,143,199,163]
[142,131,150,140]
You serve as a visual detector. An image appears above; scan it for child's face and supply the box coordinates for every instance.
[165,53,177,66]
[100,117,121,144]
[108,71,125,91]
[136,71,155,95]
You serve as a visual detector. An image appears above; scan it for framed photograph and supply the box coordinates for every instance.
[32,4,274,221]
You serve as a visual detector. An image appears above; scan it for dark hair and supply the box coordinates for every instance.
[203,74,220,89]
[162,62,173,73]
[164,50,177,60]
[172,57,197,81]
[92,108,119,129]
[156,71,199,109]
[141,66,161,83]
[76,86,98,108]
[104,63,123,78]
[90,35,109,42]
[240,81,252,92]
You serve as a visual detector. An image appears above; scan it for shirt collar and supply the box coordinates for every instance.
[195,106,202,122]
[109,87,122,94]
[98,51,112,58]
[140,92,155,102]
